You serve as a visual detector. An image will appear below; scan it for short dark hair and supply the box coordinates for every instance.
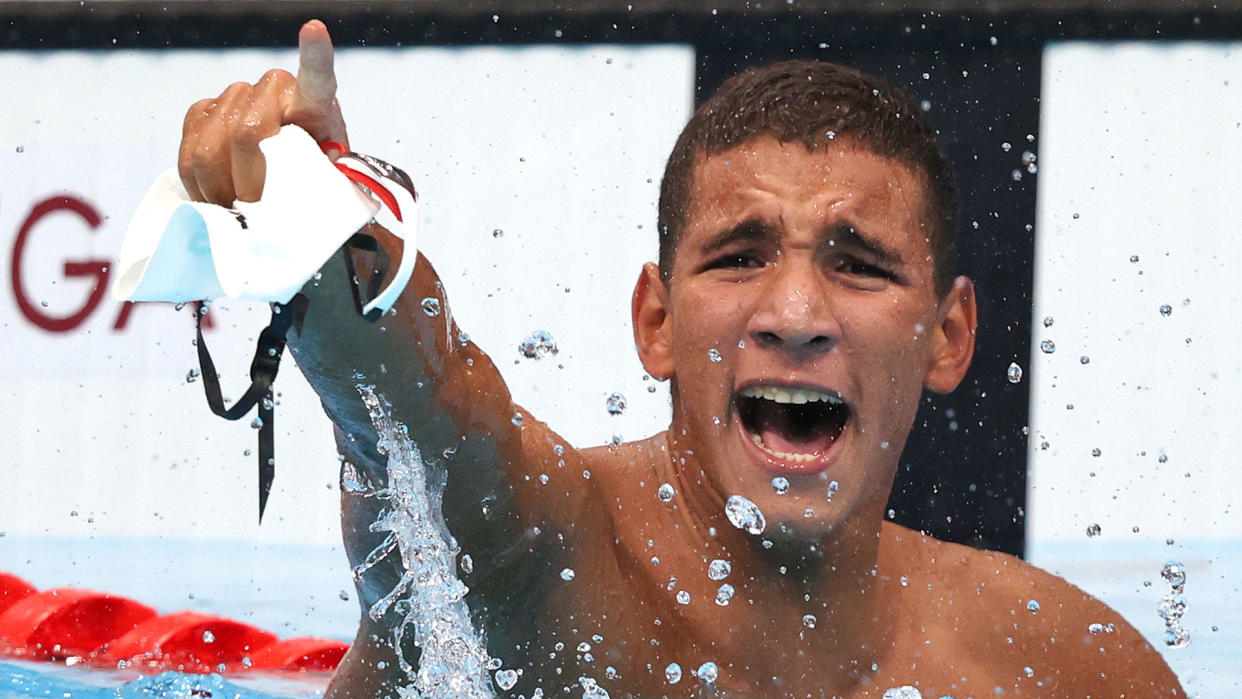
[657,60,958,298]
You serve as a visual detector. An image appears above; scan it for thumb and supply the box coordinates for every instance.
[289,19,348,146]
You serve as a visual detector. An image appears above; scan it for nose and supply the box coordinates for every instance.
[746,257,839,357]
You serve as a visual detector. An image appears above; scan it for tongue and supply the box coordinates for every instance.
[753,402,841,456]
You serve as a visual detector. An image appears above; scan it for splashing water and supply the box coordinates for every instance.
[1159,561,1191,648]
[695,662,719,684]
[882,687,923,699]
[356,384,495,698]
[605,392,627,416]
[518,329,559,359]
[725,495,766,535]
[421,297,442,317]
[656,483,675,503]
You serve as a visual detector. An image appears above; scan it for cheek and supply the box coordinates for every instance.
[671,288,748,358]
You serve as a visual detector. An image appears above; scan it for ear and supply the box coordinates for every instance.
[632,262,675,380]
[924,276,978,394]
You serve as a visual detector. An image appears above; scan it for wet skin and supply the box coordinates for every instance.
[178,20,1185,698]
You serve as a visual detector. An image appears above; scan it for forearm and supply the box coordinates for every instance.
[287,226,517,462]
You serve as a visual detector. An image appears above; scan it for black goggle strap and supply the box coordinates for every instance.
[341,231,393,324]
[195,293,306,523]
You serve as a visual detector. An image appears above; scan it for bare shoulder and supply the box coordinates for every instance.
[905,530,1185,697]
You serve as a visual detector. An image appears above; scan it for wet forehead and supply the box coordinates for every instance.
[684,136,928,243]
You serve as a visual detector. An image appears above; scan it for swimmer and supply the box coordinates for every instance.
[178,19,1185,698]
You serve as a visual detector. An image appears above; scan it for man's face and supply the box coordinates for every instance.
[640,135,973,538]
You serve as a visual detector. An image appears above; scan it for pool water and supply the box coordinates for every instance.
[0,659,329,698]
[1,536,1238,697]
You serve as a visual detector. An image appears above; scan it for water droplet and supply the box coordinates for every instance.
[420,297,441,316]
[1080,355,1090,365]
[560,567,575,581]
[647,384,657,393]
[577,641,592,653]
[1130,254,1140,263]
[492,228,504,239]
[250,417,264,429]
[1026,599,1040,614]
[707,348,723,363]
[605,392,627,416]
[1001,141,1012,152]
[578,676,610,698]
[882,686,923,699]
[460,553,474,575]
[715,583,735,606]
[1042,315,1054,328]
[1091,448,1101,457]
[1006,362,1023,383]
[1159,453,1168,463]
[1164,628,1190,648]
[1023,666,1035,678]
[826,480,839,501]
[495,668,519,690]
[989,35,999,45]
[919,99,932,112]
[15,145,25,153]
[1159,304,1173,317]
[676,590,691,605]
[518,329,558,359]
[511,412,523,426]
[802,614,817,628]
[539,473,549,485]
[1161,562,1186,588]
[695,662,719,684]
[202,630,216,643]
[771,476,790,494]
[707,559,731,581]
[724,494,766,535]
[665,662,683,684]
[186,368,200,383]
[1088,622,1106,634]
[656,482,675,502]
[1039,339,1056,354]
[1086,523,1102,537]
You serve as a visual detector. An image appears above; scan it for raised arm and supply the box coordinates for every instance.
[177,20,595,693]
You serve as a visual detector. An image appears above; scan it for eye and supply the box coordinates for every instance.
[705,251,765,270]
[834,257,895,281]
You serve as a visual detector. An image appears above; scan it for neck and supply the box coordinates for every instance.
[653,430,900,696]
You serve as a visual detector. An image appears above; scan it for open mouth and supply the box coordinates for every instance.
[736,385,850,467]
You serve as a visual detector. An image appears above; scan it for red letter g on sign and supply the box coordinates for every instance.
[11,195,109,333]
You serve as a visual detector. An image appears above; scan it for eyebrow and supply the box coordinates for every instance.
[700,218,772,254]
[700,218,905,268]
[824,222,904,267]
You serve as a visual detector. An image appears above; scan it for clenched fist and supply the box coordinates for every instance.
[178,19,348,206]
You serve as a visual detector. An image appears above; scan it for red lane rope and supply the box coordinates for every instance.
[0,571,348,674]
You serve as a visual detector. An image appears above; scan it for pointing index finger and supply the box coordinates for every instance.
[295,19,337,112]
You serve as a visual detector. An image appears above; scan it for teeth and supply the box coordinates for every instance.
[749,432,822,463]
[739,385,843,405]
